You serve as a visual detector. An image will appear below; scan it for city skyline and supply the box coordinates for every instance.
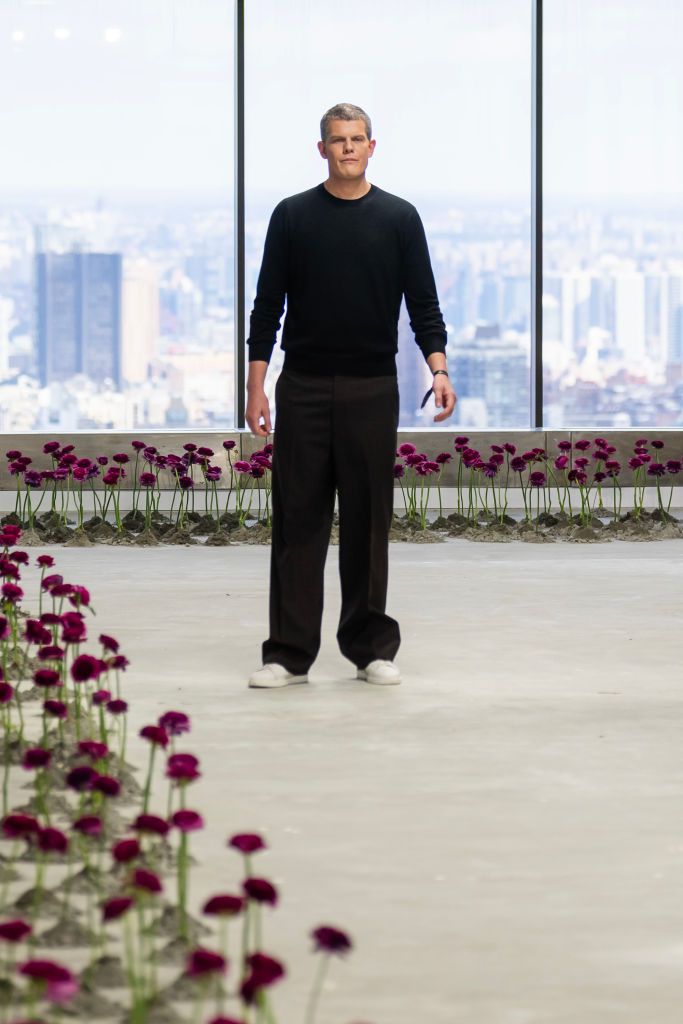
[1,190,683,431]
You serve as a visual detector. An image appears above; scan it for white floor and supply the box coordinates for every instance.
[21,538,683,1024]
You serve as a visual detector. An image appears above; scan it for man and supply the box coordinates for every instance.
[245,102,456,689]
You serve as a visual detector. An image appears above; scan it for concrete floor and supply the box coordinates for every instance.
[21,538,683,1024]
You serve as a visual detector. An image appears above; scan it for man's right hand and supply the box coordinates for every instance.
[246,387,272,436]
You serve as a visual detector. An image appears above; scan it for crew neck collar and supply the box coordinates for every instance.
[318,181,377,205]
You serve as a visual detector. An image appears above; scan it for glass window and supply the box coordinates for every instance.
[245,0,532,429]
[544,0,683,428]
[0,0,234,431]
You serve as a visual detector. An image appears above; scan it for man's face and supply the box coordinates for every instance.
[318,118,375,180]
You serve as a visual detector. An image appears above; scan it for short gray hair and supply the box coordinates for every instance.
[320,103,372,144]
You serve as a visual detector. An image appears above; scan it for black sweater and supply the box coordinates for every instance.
[246,181,447,376]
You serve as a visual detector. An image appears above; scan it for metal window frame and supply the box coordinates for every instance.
[235,0,544,430]
[531,0,543,428]
[234,0,246,429]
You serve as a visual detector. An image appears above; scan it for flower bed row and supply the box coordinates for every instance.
[0,435,680,545]
[0,524,362,1023]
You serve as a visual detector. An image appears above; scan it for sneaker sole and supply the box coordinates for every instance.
[356,671,401,685]
[248,676,309,689]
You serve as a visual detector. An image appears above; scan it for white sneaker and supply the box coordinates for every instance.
[356,659,401,685]
[248,663,309,689]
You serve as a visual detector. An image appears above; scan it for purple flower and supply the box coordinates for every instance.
[131,868,163,894]
[66,765,98,791]
[171,810,204,833]
[311,924,353,955]
[158,711,190,736]
[72,815,103,837]
[17,959,78,1004]
[98,634,119,652]
[203,894,244,917]
[112,839,141,863]
[229,833,266,855]
[396,442,416,457]
[186,947,227,978]
[22,748,51,771]
[166,753,200,783]
[91,775,121,798]
[33,663,61,688]
[1,583,23,604]
[239,953,285,1004]
[102,896,134,922]
[37,827,69,855]
[132,814,170,837]
[78,740,108,761]
[0,919,32,943]
[37,645,64,662]
[393,463,405,479]
[70,654,101,684]
[2,814,39,841]
[139,725,169,748]
[43,699,67,719]
[242,877,277,906]
[529,471,546,487]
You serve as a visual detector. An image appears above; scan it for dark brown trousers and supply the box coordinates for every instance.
[262,368,401,674]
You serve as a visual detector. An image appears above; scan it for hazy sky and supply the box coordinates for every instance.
[0,0,681,202]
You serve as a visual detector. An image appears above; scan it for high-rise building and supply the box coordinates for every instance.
[448,322,528,428]
[34,250,122,388]
[613,271,645,363]
[664,274,683,381]
[122,259,159,384]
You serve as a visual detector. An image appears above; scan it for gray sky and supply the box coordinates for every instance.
[0,0,680,202]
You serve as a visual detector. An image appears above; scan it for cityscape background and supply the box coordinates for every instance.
[0,0,681,430]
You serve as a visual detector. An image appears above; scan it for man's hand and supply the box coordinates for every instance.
[246,386,272,436]
[432,374,457,422]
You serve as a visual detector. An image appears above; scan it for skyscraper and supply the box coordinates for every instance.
[35,250,122,388]
[449,323,528,427]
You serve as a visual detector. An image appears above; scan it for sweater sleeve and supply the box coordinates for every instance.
[246,200,288,363]
[401,206,448,360]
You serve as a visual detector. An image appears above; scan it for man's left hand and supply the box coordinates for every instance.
[432,375,457,422]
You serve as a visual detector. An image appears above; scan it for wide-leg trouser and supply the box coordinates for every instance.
[261,368,401,674]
